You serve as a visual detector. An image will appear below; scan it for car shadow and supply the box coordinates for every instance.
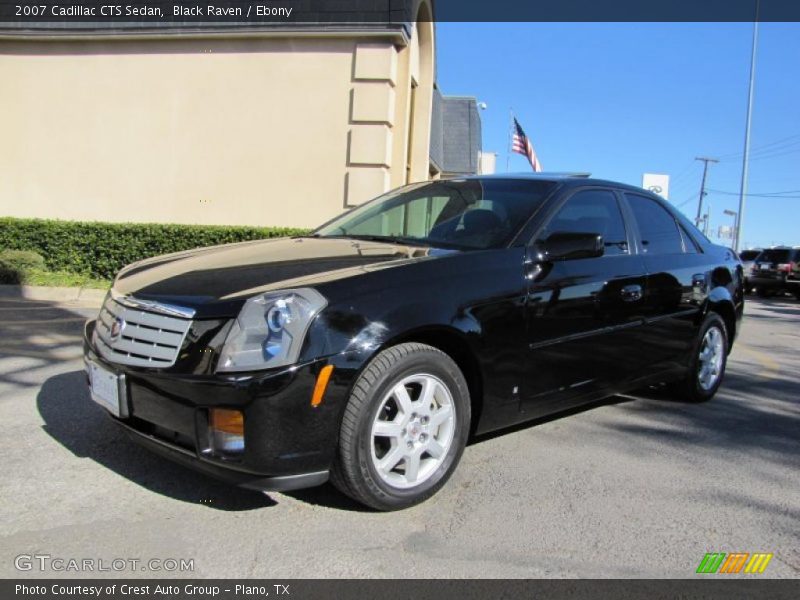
[37,370,276,511]
[595,372,800,473]
[284,485,375,512]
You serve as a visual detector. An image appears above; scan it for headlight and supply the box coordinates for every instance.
[216,288,327,372]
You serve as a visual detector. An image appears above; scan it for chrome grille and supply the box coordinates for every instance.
[93,294,193,368]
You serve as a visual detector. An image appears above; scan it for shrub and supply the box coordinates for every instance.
[0,249,46,284]
[0,218,309,280]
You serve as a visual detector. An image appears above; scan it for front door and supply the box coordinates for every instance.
[522,188,647,416]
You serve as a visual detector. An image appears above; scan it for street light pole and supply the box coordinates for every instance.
[735,1,760,253]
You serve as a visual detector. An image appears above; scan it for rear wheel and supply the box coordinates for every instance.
[756,287,771,298]
[331,342,471,511]
[669,313,728,403]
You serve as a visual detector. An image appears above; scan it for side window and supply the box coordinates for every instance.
[541,190,629,256]
[678,224,700,254]
[625,194,685,255]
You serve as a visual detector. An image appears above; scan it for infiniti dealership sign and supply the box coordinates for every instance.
[642,173,670,199]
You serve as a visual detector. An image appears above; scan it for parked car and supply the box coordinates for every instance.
[83,174,744,510]
[737,248,761,292]
[749,246,800,299]
[787,248,800,298]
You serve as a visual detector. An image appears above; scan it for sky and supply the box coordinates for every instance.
[435,22,800,249]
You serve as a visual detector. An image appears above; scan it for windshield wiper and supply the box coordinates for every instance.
[320,234,431,247]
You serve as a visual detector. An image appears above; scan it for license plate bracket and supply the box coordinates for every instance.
[88,360,127,418]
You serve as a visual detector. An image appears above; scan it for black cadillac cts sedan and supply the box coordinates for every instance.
[83,174,744,510]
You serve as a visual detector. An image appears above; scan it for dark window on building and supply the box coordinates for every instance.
[542,190,629,256]
[626,194,685,255]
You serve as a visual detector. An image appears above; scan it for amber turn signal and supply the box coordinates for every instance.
[311,365,334,407]
[210,408,244,435]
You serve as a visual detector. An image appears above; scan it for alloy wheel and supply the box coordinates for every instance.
[369,373,456,489]
[697,326,725,391]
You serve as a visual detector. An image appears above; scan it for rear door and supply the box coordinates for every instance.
[622,193,708,371]
[522,187,648,414]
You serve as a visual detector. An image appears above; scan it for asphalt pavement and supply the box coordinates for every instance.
[0,289,798,578]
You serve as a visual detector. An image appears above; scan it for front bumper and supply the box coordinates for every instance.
[83,320,356,492]
[115,419,328,491]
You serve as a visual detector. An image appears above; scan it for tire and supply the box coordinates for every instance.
[669,313,729,403]
[756,287,770,298]
[793,290,800,301]
[330,342,471,511]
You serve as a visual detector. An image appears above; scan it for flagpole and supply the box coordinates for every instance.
[506,108,513,172]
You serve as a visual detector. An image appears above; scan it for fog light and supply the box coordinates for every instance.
[209,408,244,456]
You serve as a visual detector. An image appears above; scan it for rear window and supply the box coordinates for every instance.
[758,249,792,263]
[739,250,761,261]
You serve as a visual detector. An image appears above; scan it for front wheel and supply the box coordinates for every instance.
[330,342,471,511]
[669,313,729,403]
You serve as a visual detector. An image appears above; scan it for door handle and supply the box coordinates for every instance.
[621,284,643,302]
[523,260,543,281]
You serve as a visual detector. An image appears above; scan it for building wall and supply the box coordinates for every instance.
[0,28,433,228]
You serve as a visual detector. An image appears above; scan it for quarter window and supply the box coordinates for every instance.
[678,224,700,254]
[626,194,685,255]
[541,190,629,256]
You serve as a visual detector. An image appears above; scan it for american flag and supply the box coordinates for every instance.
[512,117,542,172]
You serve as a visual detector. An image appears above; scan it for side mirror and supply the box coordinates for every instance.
[539,232,604,261]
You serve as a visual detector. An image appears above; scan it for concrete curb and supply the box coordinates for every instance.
[0,284,107,306]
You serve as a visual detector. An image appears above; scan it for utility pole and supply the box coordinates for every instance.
[695,156,718,228]
[735,1,760,253]
[703,203,711,237]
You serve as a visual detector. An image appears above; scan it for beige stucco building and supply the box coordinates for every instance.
[0,1,486,229]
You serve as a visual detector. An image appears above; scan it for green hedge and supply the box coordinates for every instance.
[0,218,309,280]
[0,249,46,284]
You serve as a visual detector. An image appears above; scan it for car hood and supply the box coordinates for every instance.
[113,237,453,318]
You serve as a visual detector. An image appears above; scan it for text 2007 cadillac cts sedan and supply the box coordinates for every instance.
[83,174,744,510]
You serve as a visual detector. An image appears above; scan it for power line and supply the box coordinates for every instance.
[707,188,800,199]
[716,133,800,161]
[674,192,699,208]
[745,147,800,162]
[669,160,700,186]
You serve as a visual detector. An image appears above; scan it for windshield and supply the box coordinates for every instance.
[314,179,556,250]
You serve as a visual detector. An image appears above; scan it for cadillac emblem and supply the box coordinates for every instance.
[110,317,126,340]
